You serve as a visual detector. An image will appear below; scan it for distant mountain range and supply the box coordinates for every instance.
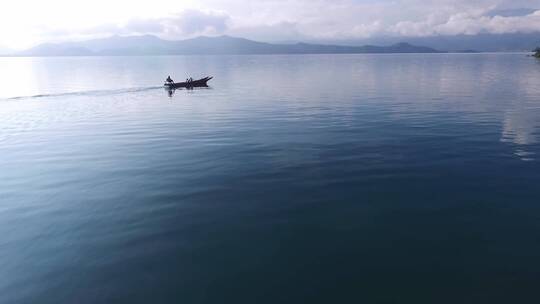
[8,35,443,56]
[4,31,540,56]
[314,32,540,52]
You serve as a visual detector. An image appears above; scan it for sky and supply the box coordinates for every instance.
[1,0,539,49]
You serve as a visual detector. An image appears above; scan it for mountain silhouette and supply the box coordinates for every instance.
[15,35,442,56]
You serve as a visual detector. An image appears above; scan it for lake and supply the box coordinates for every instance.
[1,54,540,303]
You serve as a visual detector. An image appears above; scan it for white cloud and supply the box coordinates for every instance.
[22,9,231,45]
[1,0,540,48]
[388,9,540,37]
[163,9,230,36]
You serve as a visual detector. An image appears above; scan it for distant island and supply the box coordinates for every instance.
[6,35,444,57]
[534,47,540,58]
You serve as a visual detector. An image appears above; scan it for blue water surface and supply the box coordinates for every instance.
[1,54,540,303]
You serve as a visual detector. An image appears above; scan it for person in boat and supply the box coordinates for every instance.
[166,76,174,84]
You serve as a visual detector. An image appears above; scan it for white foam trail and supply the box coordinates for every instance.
[2,86,164,101]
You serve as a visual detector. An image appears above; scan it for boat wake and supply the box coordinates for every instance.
[2,86,163,101]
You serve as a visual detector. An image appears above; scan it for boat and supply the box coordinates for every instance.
[164,76,213,89]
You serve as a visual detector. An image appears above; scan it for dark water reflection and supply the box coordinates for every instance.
[1,54,540,303]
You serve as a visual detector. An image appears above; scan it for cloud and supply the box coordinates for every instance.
[388,9,540,37]
[2,0,540,48]
[168,9,230,35]
[229,22,308,42]
[125,18,166,34]
[113,9,230,37]
[220,0,540,40]
[36,9,230,43]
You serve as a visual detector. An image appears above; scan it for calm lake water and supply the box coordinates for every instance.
[1,54,540,303]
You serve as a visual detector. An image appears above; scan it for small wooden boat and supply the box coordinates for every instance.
[164,76,213,89]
